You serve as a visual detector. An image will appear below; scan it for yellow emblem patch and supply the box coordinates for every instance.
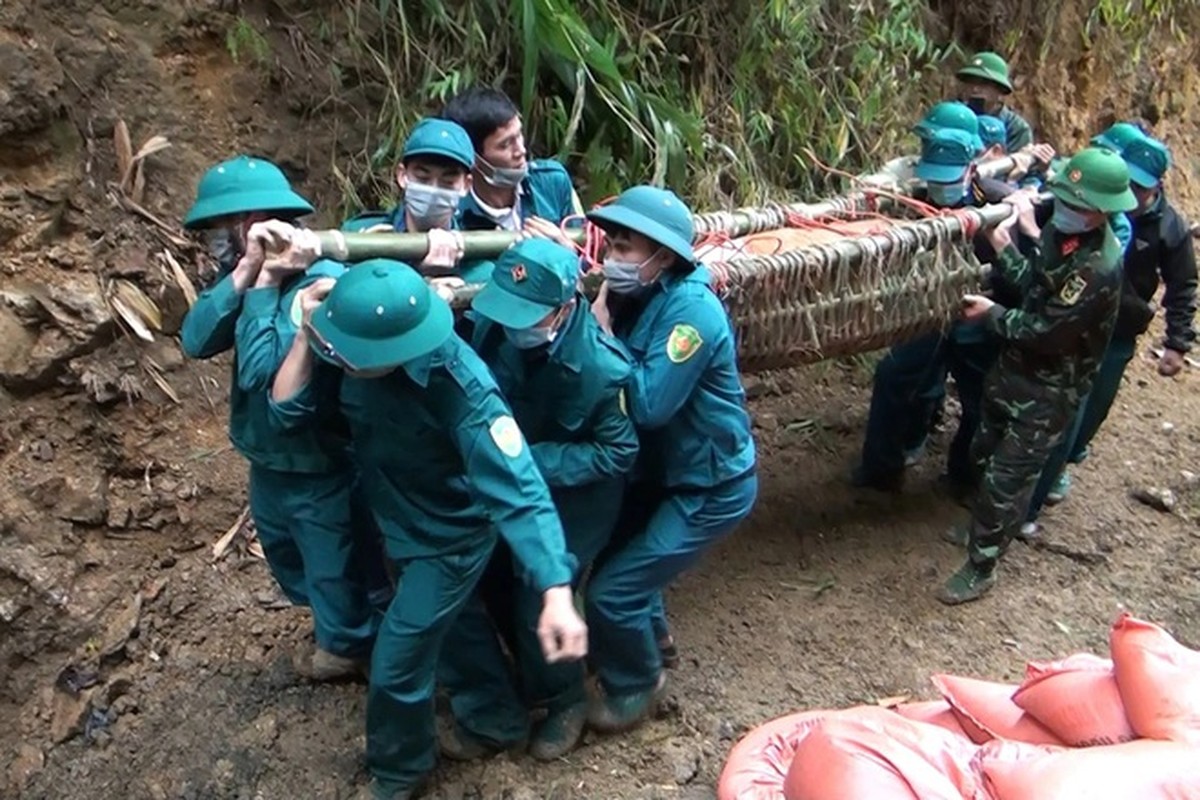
[489,415,524,458]
[1059,274,1087,306]
[666,324,703,364]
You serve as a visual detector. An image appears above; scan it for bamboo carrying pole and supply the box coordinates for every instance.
[313,154,1026,263]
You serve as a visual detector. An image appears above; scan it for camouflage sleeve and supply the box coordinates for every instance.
[985,253,1119,355]
[987,244,1036,303]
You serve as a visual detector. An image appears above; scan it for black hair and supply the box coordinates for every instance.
[441,87,520,152]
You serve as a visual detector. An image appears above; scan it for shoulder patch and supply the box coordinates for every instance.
[489,415,524,458]
[1059,274,1088,306]
[288,291,304,328]
[666,324,703,364]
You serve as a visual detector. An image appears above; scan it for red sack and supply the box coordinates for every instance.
[932,674,1063,745]
[981,739,1200,800]
[783,706,981,800]
[1013,652,1135,746]
[892,700,969,739]
[716,710,831,800]
[1110,613,1200,745]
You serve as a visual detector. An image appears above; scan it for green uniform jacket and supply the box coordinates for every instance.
[180,262,350,473]
[613,266,756,489]
[998,105,1034,152]
[270,334,575,591]
[985,223,1123,395]
[472,298,638,489]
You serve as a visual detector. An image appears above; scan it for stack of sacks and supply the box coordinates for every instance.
[717,614,1200,800]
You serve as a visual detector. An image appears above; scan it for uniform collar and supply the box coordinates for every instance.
[400,344,441,387]
[389,207,408,231]
[1134,191,1165,221]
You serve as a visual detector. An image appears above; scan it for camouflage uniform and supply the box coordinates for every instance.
[939,146,1136,604]
[967,222,1123,567]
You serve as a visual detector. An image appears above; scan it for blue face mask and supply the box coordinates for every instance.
[927,179,968,208]
[1050,200,1095,234]
[504,325,556,350]
[503,304,570,350]
[603,250,665,296]
[405,181,464,227]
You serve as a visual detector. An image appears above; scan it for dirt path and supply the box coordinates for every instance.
[8,338,1198,800]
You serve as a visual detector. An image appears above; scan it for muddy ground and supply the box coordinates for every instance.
[3,1,1200,799]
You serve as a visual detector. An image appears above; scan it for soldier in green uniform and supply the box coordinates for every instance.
[269,261,587,800]
[956,51,1034,152]
[438,239,638,761]
[442,86,583,244]
[1024,133,1196,526]
[180,157,381,680]
[342,117,494,284]
[583,187,758,732]
[939,148,1136,604]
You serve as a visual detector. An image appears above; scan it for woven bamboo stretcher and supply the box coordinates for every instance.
[312,160,1035,371]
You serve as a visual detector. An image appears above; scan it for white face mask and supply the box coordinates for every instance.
[404,181,465,226]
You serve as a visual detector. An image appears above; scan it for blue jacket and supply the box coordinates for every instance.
[472,299,638,489]
[180,260,350,473]
[270,334,576,591]
[458,159,580,231]
[612,267,756,489]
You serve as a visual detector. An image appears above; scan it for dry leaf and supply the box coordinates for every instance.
[144,359,179,404]
[161,250,197,307]
[212,507,251,560]
[112,279,163,331]
[110,296,155,342]
[114,120,133,188]
[132,164,146,205]
[133,135,171,162]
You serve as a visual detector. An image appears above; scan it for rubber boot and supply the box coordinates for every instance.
[529,702,587,761]
[587,673,667,734]
[936,560,997,606]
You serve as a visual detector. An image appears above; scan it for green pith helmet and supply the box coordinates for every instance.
[308,260,453,371]
[402,118,475,170]
[587,185,696,263]
[913,102,985,153]
[1090,122,1145,153]
[183,156,314,230]
[1047,147,1137,213]
[1122,135,1171,189]
[472,239,579,329]
[915,129,978,183]
[956,51,1014,94]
